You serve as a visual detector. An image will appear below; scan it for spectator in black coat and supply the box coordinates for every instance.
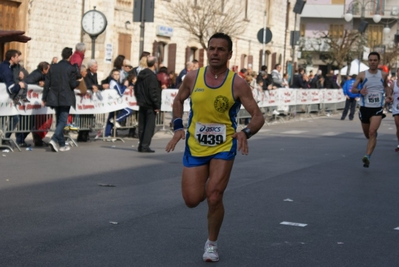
[292,68,308,88]
[42,47,81,152]
[134,56,161,153]
[25,61,50,87]
[84,59,102,92]
[20,61,51,147]
[324,70,339,89]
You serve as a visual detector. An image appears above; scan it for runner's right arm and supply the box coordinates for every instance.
[166,70,197,152]
[351,72,366,95]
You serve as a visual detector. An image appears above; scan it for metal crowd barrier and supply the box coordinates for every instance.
[0,101,344,152]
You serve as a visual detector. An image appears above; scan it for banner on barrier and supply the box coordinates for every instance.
[0,83,345,115]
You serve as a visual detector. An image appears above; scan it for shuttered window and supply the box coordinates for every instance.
[329,24,344,39]
[367,24,384,48]
[118,33,131,60]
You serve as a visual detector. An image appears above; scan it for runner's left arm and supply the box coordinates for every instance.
[232,76,265,155]
[383,72,392,103]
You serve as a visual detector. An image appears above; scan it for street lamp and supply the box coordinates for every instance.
[344,0,382,74]
[344,0,382,24]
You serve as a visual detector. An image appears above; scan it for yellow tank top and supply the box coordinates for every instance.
[186,67,241,157]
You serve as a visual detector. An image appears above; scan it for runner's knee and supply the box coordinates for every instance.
[183,192,204,208]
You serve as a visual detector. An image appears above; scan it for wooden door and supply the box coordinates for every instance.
[0,0,19,55]
[118,33,132,60]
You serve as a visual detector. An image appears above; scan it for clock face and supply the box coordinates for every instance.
[81,10,107,36]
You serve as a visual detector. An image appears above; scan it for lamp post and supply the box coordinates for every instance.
[344,0,382,74]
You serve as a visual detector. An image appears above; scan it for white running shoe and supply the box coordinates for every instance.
[110,119,121,128]
[203,242,219,262]
[59,146,71,152]
[49,140,58,152]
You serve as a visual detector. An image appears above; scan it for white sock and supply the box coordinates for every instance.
[206,239,217,246]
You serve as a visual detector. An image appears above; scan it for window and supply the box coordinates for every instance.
[367,24,384,48]
[189,47,198,61]
[329,24,344,39]
[240,54,247,70]
[373,0,385,15]
[118,33,131,60]
[300,24,305,37]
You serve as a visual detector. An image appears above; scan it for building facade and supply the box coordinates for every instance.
[300,0,399,74]
[1,0,298,82]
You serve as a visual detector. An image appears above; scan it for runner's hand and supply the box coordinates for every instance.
[233,131,249,155]
[166,130,185,152]
[360,86,368,96]
[385,96,393,103]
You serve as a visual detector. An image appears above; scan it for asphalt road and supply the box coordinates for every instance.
[1,113,399,267]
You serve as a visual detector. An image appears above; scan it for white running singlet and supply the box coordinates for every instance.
[359,70,384,108]
[392,80,399,116]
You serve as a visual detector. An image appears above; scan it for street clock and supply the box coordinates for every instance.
[81,8,107,37]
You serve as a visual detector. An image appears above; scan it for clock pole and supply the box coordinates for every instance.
[81,7,107,60]
[91,35,97,59]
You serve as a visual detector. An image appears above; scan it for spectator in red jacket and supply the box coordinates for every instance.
[157,66,171,89]
[70,42,86,69]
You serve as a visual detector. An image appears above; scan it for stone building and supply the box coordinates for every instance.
[1,0,298,82]
[300,0,399,74]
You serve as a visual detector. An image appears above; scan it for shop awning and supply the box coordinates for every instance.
[0,30,31,43]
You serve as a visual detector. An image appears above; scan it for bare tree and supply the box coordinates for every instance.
[300,29,364,83]
[167,0,246,50]
[320,30,363,73]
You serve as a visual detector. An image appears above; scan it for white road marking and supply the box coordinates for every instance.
[281,130,307,134]
[280,221,307,227]
[322,132,339,136]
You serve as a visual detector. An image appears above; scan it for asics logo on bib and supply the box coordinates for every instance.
[199,125,222,132]
[194,88,204,92]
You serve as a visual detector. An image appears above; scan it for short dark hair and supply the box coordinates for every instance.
[61,47,73,60]
[140,51,150,59]
[256,77,264,84]
[208,32,233,52]
[261,65,267,71]
[368,51,380,60]
[37,61,50,72]
[5,49,19,60]
[192,59,199,63]
[274,64,281,69]
[111,68,120,75]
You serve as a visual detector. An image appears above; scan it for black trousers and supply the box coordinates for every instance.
[138,107,156,150]
[341,98,357,120]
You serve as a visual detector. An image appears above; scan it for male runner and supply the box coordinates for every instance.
[165,33,264,262]
[387,68,399,151]
[351,52,391,167]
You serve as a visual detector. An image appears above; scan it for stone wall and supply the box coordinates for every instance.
[25,0,83,72]
[22,0,296,80]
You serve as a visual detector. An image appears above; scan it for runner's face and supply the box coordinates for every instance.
[207,38,232,68]
[368,55,379,70]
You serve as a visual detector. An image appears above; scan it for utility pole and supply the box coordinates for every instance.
[139,0,145,59]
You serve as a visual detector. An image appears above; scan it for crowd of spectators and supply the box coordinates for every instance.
[4,44,397,149]
[0,42,188,149]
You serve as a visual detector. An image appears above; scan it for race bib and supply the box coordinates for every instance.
[366,93,381,104]
[195,122,226,146]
